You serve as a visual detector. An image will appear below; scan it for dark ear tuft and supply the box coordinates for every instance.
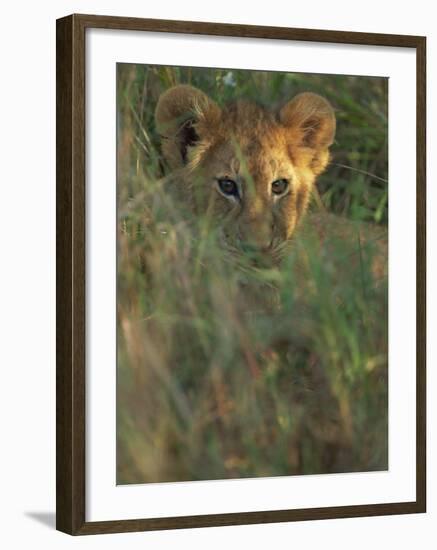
[178,120,199,164]
[279,92,336,150]
[155,85,221,169]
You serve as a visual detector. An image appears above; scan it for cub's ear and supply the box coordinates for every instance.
[155,85,221,169]
[279,92,336,150]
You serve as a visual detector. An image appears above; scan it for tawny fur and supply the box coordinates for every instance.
[155,85,336,255]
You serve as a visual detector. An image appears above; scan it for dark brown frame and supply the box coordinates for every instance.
[56,13,427,535]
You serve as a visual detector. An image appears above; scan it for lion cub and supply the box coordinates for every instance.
[154,84,387,277]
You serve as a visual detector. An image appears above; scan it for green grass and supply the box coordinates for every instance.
[116,64,388,484]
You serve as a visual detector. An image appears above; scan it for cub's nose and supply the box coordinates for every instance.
[238,237,275,268]
[237,224,273,253]
[239,239,272,254]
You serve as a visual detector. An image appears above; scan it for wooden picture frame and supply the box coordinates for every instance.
[56,13,426,535]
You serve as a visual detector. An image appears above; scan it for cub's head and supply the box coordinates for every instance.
[155,85,335,258]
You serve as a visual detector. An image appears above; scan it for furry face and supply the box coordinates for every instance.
[155,85,336,258]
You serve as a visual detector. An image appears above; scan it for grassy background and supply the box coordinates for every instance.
[116,64,388,484]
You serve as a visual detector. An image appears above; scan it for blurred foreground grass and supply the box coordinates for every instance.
[116,64,388,483]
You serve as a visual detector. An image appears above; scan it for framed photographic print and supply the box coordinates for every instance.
[56,14,426,535]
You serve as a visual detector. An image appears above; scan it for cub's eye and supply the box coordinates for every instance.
[271,179,289,196]
[217,178,239,198]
